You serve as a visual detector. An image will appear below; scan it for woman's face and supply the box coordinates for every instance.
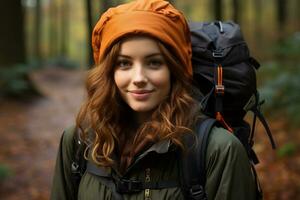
[114,36,171,121]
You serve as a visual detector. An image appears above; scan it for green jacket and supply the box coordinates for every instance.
[51,126,257,200]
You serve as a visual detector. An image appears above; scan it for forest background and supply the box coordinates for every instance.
[0,0,300,199]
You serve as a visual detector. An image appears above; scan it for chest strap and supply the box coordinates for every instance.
[86,161,180,193]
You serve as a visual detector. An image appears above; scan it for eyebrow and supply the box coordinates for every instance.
[117,53,163,59]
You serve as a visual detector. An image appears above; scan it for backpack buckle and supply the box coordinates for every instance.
[212,50,224,58]
[116,179,143,193]
[215,84,225,96]
[189,184,207,200]
[71,162,80,174]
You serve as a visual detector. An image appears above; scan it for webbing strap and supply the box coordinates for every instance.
[86,161,180,194]
[181,118,217,200]
[197,118,217,187]
[71,128,87,199]
[143,181,179,189]
[250,163,263,199]
[252,108,276,149]
[86,161,111,177]
[116,179,180,193]
[213,64,233,133]
[216,112,233,133]
[214,64,224,113]
[249,92,276,149]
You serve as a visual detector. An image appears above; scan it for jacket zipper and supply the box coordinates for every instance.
[145,168,151,200]
[124,140,171,175]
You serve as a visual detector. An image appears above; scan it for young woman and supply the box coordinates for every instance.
[51,0,257,199]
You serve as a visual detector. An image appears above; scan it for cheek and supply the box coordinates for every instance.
[151,71,171,93]
[114,71,127,90]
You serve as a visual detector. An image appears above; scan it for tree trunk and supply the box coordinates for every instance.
[275,0,288,61]
[0,0,40,98]
[49,0,59,58]
[232,0,240,23]
[254,0,262,28]
[0,0,26,66]
[35,0,42,63]
[276,0,287,39]
[60,0,69,57]
[86,0,94,67]
[254,0,262,55]
[213,0,222,20]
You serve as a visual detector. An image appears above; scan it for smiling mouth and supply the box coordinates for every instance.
[128,90,154,100]
[129,90,153,94]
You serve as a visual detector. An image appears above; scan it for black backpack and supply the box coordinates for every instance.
[182,21,276,200]
[71,21,276,200]
[189,21,276,154]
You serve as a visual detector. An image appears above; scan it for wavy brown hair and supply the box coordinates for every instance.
[76,36,202,167]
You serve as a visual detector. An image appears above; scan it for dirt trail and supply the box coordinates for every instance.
[0,67,85,200]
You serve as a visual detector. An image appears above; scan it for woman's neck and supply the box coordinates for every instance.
[133,111,153,125]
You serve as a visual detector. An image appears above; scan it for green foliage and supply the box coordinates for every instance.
[275,32,300,59]
[0,164,13,182]
[259,65,300,123]
[277,142,298,158]
[259,33,300,126]
[0,64,40,98]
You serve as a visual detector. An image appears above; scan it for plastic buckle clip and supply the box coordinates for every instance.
[212,50,223,58]
[189,185,207,200]
[116,179,143,193]
[71,162,80,174]
[215,84,225,96]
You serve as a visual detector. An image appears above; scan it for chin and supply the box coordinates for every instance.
[132,107,154,112]
[130,104,157,113]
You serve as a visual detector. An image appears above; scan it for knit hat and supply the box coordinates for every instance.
[92,0,192,76]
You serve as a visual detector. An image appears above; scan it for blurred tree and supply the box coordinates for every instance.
[85,0,116,67]
[49,0,59,58]
[0,0,26,65]
[276,0,287,39]
[254,0,262,49]
[35,0,42,63]
[181,0,192,18]
[0,0,39,98]
[232,0,240,23]
[60,0,70,58]
[213,0,222,20]
[86,0,94,66]
[101,0,114,13]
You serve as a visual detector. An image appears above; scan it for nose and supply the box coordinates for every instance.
[132,64,147,87]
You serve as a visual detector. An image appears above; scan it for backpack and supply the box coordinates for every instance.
[70,21,276,200]
[183,21,276,199]
[189,21,276,154]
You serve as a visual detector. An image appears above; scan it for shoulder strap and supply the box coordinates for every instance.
[71,128,87,196]
[197,118,217,186]
[70,119,216,200]
[85,160,180,198]
[181,118,217,200]
[248,92,276,150]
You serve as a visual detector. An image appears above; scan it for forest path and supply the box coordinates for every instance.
[0,67,85,200]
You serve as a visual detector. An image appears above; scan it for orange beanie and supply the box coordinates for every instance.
[92,0,192,76]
